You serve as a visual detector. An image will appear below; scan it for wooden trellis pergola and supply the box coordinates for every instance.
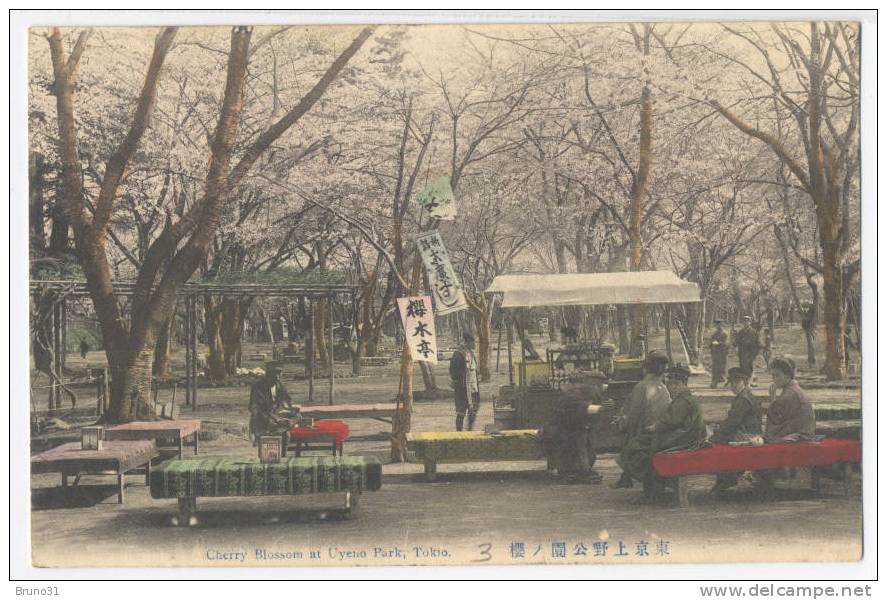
[30,278,358,411]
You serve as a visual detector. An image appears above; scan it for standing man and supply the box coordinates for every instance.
[733,316,761,383]
[708,319,729,388]
[248,366,297,446]
[450,331,480,431]
[611,350,672,489]
[78,338,90,359]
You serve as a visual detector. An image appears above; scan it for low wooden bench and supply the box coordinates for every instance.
[406,430,547,481]
[298,403,398,425]
[31,440,158,504]
[652,438,861,508]
[359,356,392,367]
[105,419,201,459]
[150,455,383,526]
[287,420,350,456]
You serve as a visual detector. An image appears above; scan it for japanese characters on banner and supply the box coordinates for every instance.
[397,296,438,363]
[416,230,468,315]
[415,175,457,220]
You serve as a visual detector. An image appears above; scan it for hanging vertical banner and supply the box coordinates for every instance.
[397,296,438,363]
[415,175,457,220]
[416,230,468,315]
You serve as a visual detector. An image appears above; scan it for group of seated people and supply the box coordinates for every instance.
[542,350,816,494]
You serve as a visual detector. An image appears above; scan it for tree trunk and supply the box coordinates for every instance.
[221,297,246,375]
[473,299,492,383]
[390,339,414,462]
[106,346,155,423]
[203,295,227,382]
[313,298,329,368]
[153,312,174,382]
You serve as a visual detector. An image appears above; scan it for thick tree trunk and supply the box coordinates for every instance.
[820,244,845,379]
[313,298,329,368]
[106,346,155,423]
[153,312,174,382]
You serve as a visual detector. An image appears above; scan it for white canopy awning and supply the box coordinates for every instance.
[487,271,701,308]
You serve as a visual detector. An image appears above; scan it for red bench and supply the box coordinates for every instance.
[652,438,861,508]
[286,420,350,456]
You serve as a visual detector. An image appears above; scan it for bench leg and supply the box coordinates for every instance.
[178,435,184,460]
[676,477,690,508]
[61,473,68,487]
[194,431,199,455]
[145,459,152,486]
[177,497,196,527]
[842,462,853,498]
[810,467,821,492]
[424,462,437,482]
[117,473,125,504]
[343,491,360,520]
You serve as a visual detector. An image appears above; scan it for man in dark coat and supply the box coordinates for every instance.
[248,366,296,445]
[449,331,480,431]
[655,364,707,454]
[711,366,763,492]
[611,350,671,489]
[708,319,729,388]
[542,371,607,483]
[733,316,761,380]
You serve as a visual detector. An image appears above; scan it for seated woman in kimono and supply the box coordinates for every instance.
[765,357,815,443]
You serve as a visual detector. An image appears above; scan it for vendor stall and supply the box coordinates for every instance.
[486,271,701,449]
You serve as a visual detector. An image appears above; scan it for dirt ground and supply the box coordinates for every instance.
[29,327,863,568]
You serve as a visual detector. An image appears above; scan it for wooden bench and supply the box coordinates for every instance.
[31,440,158,504]
[406,430,547,481]
[287,420,350,456]
[298,403,398,425]
[150,455,382,525]
[105,419,201,459]
[359,356,391,367]
[652,438,861,508]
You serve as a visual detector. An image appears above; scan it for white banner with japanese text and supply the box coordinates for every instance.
[397,296,438,363]
[416,230,468,315]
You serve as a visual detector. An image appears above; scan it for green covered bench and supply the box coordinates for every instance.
[406,430,546,481]
[150,455,382,525]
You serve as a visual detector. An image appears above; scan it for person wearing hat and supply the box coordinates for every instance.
[248,366,297,445]
[765,357,815,443]
[708,319,729,388]
[654,363,707,453]
[450,331,481,431]
[541,370,607,484]
[710,366,763,492]
[611,350,672,489]
[733,316,761,382]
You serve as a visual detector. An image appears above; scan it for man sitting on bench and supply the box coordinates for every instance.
[248,366,298,446]
[710,366,763,493]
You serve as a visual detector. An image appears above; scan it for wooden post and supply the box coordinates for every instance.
[184,297,192,407]
[495,322,502,373]
[664,305,673,363]
[189,296,198,411]
[307,299,315,403]
[328,294,335,406]
[506,313,514,386]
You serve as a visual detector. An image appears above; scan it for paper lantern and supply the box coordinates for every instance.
[81,426,104,450]
[258,435,282,463]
